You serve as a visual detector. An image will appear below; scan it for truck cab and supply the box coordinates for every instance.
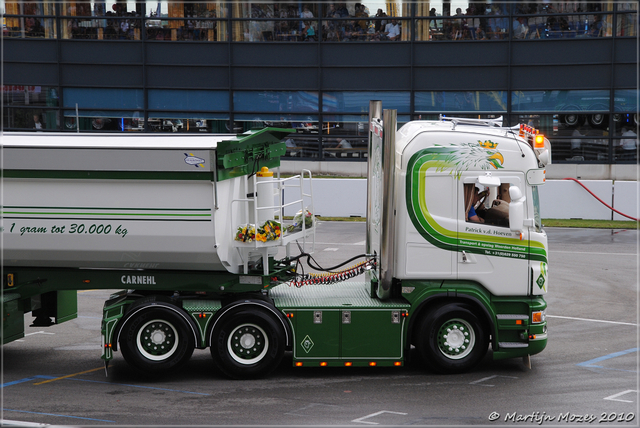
[395,118,549,297]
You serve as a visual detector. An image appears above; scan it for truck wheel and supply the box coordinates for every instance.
[119,307,195,374]
[561,113,584,127]
[588,113,606,128]
[416,303,488,374]
[210,306,285,379]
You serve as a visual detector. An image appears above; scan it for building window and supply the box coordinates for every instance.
[322,91,410,113]
[415,2,509,41]
[2,0,56,38]
[148,89,228,111]
[234,91,319,113]
[2,85,59,130]
[512,2,614,39]
[148,90,230,132]
[60,1,143,40]
[227,2,410,42]
[147,1,227,42]
[62,87,143,131]
[415,91,507,113]
[616,2,638,37]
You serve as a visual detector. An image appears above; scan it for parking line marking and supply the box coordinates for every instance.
[353,411,408,425]
[3,374,209,396]
[65,377,211,395]
[577,348,638,372]
[1,377,44,388]
[3,408,115,423]
[604,390,638,403]
[0,419,50,427]
[33,367,104,385]
[547,315,637,326]
[470,375,518,387]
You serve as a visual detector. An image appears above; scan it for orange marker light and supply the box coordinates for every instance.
[534,135,545,148]
[344,362,353,367]
[394,361,402,366]
[295,362,303,367]
[369,362,377,367]
[516,319,523,325]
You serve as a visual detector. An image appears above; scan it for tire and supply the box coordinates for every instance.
[119,307,195,374]
[612,113,623,124]
[588,113,606,128]
[210,306,285,379]
[416,303,489,374]
[561,113,584,127]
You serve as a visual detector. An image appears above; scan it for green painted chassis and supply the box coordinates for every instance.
[98,276,547,366]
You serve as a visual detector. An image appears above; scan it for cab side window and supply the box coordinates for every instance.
[464,183,485,223]
[464,182,511,227]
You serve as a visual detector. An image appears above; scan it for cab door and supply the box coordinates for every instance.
[399,172,457,280]
[457,173,529,296]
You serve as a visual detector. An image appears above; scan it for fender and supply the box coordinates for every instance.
[406,285,497,351]
[207,299,291,349]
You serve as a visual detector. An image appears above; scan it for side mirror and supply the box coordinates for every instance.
[509,186,525,232]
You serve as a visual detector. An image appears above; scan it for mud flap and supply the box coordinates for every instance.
[522,354,531,369]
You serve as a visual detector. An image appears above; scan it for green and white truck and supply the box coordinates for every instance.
[2,101,551,378]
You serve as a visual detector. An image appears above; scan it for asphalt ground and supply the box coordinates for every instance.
[1,223,638,427]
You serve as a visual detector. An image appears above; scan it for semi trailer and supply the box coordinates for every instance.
[2,101,551,378]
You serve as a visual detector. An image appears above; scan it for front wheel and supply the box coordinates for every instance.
[416,303,489,374]
[119,307,195,374]
[210,306,285,379]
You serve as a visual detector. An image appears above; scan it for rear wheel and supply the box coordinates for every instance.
[416,303,489,374]
[210,306,285,379]
[119,307,195,374]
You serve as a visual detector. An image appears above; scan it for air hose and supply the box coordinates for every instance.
[563,177,638,222]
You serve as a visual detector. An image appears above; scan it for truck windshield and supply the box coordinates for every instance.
[532,186,542,232]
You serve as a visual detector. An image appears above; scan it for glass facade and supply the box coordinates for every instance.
[2,1,637,163]
[3,1,636,41]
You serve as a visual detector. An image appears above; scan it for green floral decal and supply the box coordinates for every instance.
[405,142,547,262]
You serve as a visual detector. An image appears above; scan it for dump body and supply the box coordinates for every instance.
[2,131,292,274]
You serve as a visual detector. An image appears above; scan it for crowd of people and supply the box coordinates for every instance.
[425,3,613,41]
[242,3,403,42]
[2,2,632,42]
[322,3,403,42]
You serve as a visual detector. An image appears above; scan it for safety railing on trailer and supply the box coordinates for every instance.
[231,169,315,275]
